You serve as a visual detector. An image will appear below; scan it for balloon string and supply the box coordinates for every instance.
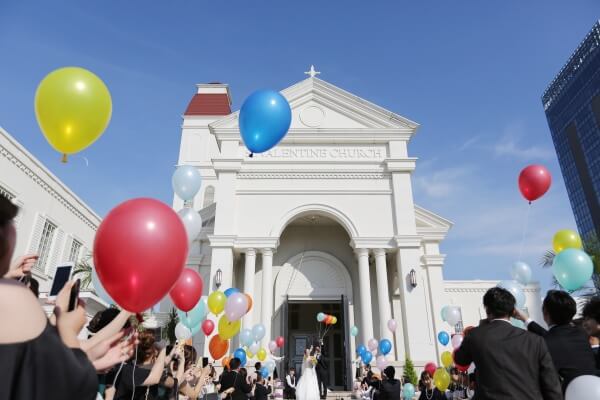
[131,343,138,400]
[517,203,532,262]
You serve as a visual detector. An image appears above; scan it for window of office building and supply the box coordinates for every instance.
[35,219,57,273]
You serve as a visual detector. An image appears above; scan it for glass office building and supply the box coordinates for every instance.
[543,21,600,246]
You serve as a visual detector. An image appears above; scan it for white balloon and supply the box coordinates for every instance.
[445,306,462,326]
[510,261,532,285]
[566,375,600,400]
[175,322,192,341]
[497,280,526,309]
[178,208,203,243]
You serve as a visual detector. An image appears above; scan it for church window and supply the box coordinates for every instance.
[203,186,215,208]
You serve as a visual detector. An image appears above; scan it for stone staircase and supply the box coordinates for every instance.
[326,391,354,399]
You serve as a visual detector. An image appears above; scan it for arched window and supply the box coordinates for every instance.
[203,186,215,208]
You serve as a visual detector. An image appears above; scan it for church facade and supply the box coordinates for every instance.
[171,70,542,388]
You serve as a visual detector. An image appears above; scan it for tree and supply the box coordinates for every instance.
[163,307,178,345]
[403,357,418,387]
[72,253,93,289]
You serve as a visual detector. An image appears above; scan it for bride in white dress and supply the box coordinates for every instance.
[295,346,321,400]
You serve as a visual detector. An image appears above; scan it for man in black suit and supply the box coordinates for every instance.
[583,296,600,369]
[315,344,328,399]
[253,376,273,400]
[368,366,401,400]
[454,287,562,400]
[514,289,598,389]
[218,357,253,400]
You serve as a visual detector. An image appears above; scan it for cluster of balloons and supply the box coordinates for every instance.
[316,312,338,325]
[35,67,112,162]
[551,230,593,291]
[518,164,552,203]
[239,90,292,155]
[172,165,204,243]
[356,338,393,367]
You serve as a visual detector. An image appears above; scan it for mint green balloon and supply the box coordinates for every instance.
[552,249,593,291]
[350,326,359,337]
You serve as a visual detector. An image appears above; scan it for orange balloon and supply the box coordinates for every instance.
[245,294,253,312]
[222,356,231,368]
[209,335,229,360]
[324,315,332,325]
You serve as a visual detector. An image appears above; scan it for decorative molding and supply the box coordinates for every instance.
[394,235,423,248]
[421,254,446,267]
[207,235,237,248]
[444,281,540,293]
[237,172,390,180]
[237,189,392,195]
[350,237,396,249]
[0,144,99,229]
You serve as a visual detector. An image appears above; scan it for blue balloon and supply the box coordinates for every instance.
[511,261,532,285]
[402,383,415,399]
[239,329,254,347]
[234,348,247,366]
[497,280,526,309]
[317,312,325,322]
[91,267,113,304]
[177,297,208,329]
[239,90,292,154]
[361,350,373,364]
[437,331,450,346]
[224,287,240,297]
[260,366,269,378]
[172,165,202,201]
[357,344,367,357]
[552,248,593,291]
[379,339,392,356]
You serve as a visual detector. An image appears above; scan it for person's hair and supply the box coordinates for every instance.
[449,367,459,375]
[255,362,262,370]
[383,366,395,380]
[483,287,516,318]
[229,357,241,371]
[136,331,156,363]
[87,307,128,334]
[28,277,39,298]
[420,371,431,380]
[583,297,600,323]
[418,371,432,391]
[0,195,18,270]
[172,344,197,371]
[289,367,295,372]
[240,367,247,377]
[543,290,577,325]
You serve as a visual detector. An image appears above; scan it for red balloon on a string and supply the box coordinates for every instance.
[202,319,215,336]
[170,268,203,312]
[94,198,188,312]
[424,362,437,377]
[276,336,285,348]
[518,165,552,202]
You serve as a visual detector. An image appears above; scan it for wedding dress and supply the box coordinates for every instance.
[295,356,321,400]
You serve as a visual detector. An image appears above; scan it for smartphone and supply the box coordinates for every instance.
[68,279,80,311]
[202,357,209,368]
[48,262,74,299]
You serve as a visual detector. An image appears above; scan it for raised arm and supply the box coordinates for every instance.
[81,310,132,352]
[142,347,167,386]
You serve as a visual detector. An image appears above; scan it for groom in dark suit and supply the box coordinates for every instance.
[315,343,328,399]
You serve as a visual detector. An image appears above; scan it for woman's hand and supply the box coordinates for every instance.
[92,334,135,372]
[53,280,86,348]
[4,254,38,279]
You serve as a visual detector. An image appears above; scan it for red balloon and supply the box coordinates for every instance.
[276,336,285,348]
[94,198,188,312]
[424,362,437,377]
[170,268,203,312]
[518,165,552,202]
[202,319,215,336]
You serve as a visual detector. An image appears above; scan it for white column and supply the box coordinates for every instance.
[374,249,392,341]
[243,248,256,329]
[260,248,274,342]
[356,248,374,344]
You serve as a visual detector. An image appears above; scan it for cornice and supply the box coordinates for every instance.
[234,237,279,250]
[384,158,417,172]
[237,172,390,180]
[444,281,541,293]
[207,235,237,248]
[0,143,99,229]
[237,189,392,195]
[212,128,413,144]
[421,254,446,266]
[416,227,448,241]
[394,235,423,248]
[211,158,243,172]
[350,237,396,249]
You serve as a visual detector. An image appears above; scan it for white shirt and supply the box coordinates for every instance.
[286,374,296,388]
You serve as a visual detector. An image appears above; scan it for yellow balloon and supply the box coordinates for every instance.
[553,230,583,253]
[218,315,241,340]
[35,67,112,160]
[441,351,453,368]
[257,348,267,361]
[246,349,254,359]
[331,316,338,324]
[433,368,450,392]
[208,291,227,315]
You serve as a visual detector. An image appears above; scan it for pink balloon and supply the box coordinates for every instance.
[368,338,378,352]
[169,268,203,312]
[376,355,388,371]
[268,340,277,352]
[451,334,464,349]
[225,292,248,321]
[387,319,397,332]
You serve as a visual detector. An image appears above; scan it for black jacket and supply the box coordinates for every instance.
[316,353,328,378]
[218,371,252,400]
[370,379,401,400]
[454,319,562,400]
[528,321,598,388]
[253,383,272,400]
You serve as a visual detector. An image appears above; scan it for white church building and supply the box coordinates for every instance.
[171,68,542,389]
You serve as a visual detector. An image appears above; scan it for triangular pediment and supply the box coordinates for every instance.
[210,77,418,132]
[415,205,453,231]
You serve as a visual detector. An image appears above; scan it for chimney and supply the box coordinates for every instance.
[183,83,232,116]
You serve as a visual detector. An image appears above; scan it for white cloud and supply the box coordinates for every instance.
[414,166,472,198]
[493,137,554,161]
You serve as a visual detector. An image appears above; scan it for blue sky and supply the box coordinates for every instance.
[1,1,598,291]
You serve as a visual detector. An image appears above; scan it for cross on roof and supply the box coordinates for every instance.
[304,65,321,78]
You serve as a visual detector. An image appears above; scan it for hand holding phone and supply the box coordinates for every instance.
[49,262,75,300]
[68,279,80,312]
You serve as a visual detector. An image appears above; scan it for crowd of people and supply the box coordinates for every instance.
[3,193,600,400]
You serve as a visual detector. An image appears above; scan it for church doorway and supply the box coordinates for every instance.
[283,299,348,390]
